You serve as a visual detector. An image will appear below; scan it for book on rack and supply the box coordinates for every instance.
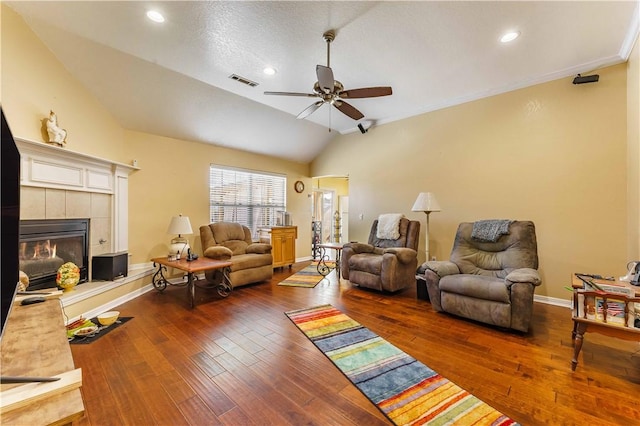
[575,288,636,328]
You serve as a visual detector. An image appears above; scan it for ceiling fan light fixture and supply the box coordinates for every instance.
[146,10,165,23]
[264,29,392,125]
[500,31,520,43]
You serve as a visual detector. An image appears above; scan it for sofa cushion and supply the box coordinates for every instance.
[349,253,382,275]
[246,243,271,255]
[223,240,249,256]
[440,274,510,304]
[451,221,538,277]
[368,217,418,250]
[203,245,233,260]
[229,253,272,272]
[211,222,245,241]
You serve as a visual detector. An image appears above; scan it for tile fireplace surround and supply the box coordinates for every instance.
[16,138,151,311]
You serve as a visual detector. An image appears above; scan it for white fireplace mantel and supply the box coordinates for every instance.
[15,137,139,252]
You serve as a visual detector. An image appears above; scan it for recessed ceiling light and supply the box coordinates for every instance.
[500,31,520,43]
[263,67,277,76]
[146,10,165,23]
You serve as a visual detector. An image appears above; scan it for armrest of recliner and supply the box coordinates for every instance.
[506,268,541,286]
[382,247,417,264]
[246,243,272,254]
[420,260,460,277]
[203,245,233,260]
[344,242,375,254]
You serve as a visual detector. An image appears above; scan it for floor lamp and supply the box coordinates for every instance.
[411,192,441,261]
[167,214,193,258]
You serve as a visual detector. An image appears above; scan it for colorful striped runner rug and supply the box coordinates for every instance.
[277,261,335,288]
[285,304,518,426]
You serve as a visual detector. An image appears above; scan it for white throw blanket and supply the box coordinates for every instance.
[376,213,404,240]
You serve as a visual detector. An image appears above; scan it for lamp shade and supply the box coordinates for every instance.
[167,215,193,236]
[411,192,441,213]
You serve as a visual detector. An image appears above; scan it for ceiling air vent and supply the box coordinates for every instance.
[229,74,258,87]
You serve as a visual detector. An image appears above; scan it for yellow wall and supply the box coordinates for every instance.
[125,130,311,264]
[314,177,349,196]
[312,63,630,301]
[627,35,640,260]
[0,6,124,160]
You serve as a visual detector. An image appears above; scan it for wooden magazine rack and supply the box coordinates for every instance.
[571,273,640,371]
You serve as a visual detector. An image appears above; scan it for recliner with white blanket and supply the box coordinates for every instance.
[341,214,420,292]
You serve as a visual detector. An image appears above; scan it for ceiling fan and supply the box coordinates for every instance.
[264,29,392,125]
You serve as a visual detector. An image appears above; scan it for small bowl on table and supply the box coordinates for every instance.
[97,311,119,326]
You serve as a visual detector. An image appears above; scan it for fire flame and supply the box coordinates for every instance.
[27,239,57,260]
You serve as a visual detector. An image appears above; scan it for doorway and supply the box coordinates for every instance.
[311,176,349,258]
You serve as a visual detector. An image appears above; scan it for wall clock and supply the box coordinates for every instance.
[294,180,305,193]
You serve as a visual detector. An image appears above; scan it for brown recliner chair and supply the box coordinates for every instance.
[200,222,273,288]
[341,216,420,292]
[418,220,541,332]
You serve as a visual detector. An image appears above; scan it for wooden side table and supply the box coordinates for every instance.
[151,257,233,308]
[570,273,640,371]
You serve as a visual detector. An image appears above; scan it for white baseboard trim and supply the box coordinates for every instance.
[61,264,154,307]
[535,294,571,309]
[71,283,156,323]
[65,271,206,324]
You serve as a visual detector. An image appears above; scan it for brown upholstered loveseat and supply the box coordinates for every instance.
[200,222,273,288]
[418,220,541,332]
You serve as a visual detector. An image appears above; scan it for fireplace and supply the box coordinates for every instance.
[19,219,89,290]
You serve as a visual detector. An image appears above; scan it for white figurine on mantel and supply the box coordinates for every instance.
[46,110,67,146]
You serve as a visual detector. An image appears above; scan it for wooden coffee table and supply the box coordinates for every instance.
[151,257,233,308]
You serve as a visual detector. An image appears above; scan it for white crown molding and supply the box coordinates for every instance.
[620,1,640,60]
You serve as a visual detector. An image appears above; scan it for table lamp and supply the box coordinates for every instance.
[411,192,441,261]
[167,214,193,258]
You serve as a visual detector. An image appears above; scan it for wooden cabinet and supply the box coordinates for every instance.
[259,226,297,268]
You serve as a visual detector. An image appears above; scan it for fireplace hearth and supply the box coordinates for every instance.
[19,219,89,290]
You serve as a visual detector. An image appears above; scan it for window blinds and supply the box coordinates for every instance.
[209,165,286,237]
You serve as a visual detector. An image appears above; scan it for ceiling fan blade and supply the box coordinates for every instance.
[297,101,324,120]
[333,101,364,121]
[316,65,334,93]
[264,91,318,97]
[339,86,393,99]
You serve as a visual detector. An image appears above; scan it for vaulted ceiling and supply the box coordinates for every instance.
[7,1,639,163]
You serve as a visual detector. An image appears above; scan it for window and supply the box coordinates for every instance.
[209,165,286,237]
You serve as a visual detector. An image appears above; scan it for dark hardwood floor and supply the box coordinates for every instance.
[70,262,640,425]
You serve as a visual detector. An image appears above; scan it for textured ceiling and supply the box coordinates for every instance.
[6,1,639,163]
